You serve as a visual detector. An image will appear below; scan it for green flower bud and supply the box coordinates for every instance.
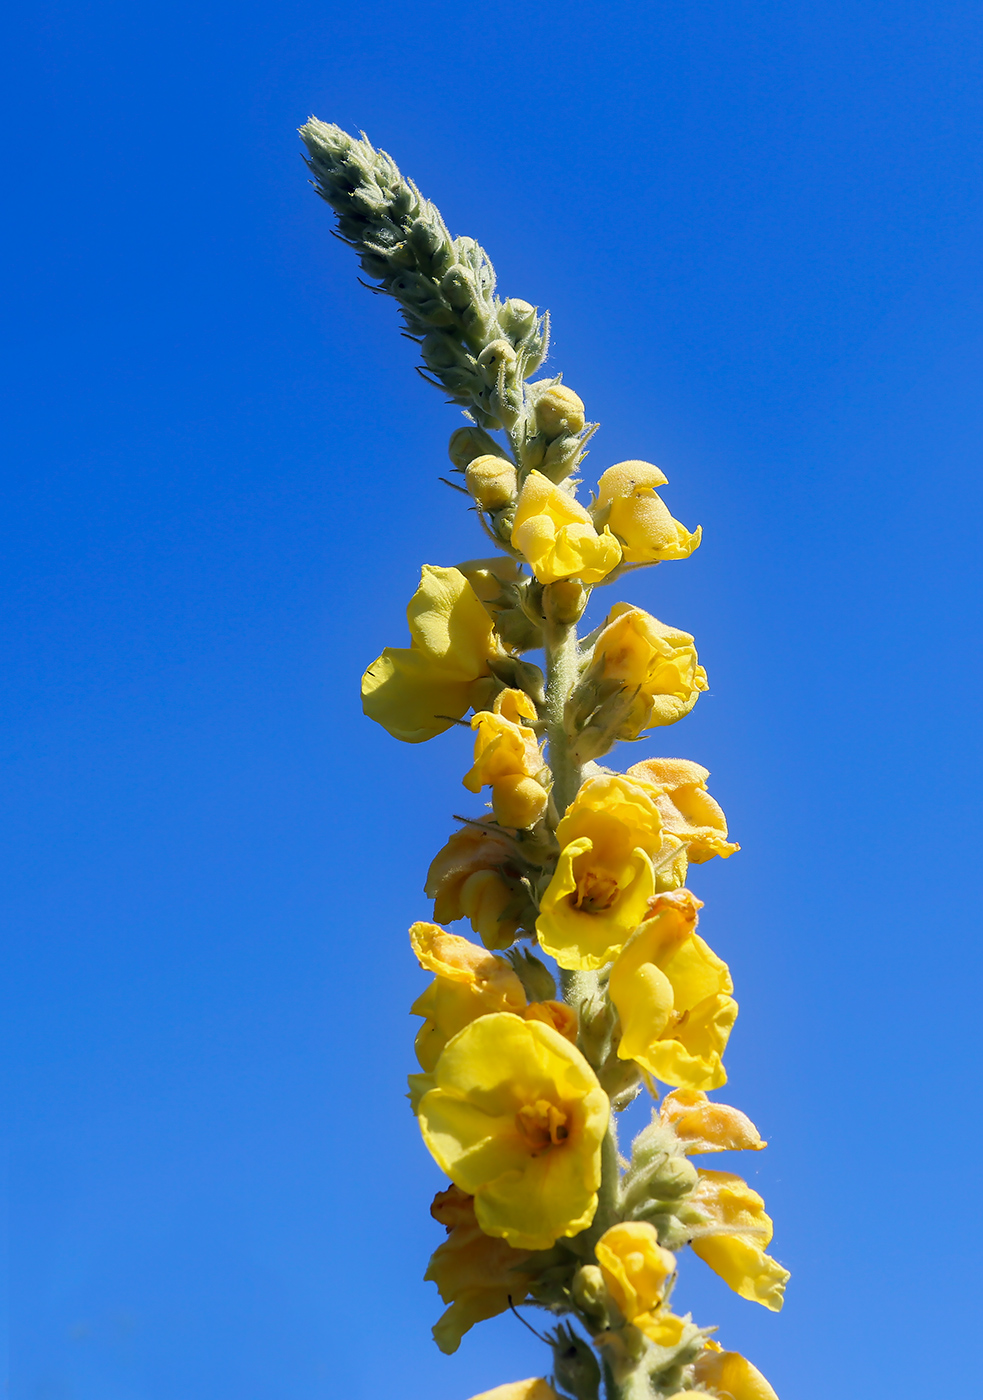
[494,606,544,653]
[552,1322,602,1400]
[440,265,476,311]
[505,946,557,1003]
[541,432,584,479]
[543,580,587,626]
[448,426,503,469]
[498,297,538,341]
[421,331,474,372]
[651,1155,699,1201]
[440,367,481,395]
[598,1055,643,1110]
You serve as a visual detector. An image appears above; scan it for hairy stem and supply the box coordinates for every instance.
[544,613,582,818]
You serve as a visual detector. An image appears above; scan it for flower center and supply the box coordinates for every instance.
[574,868,620,913]
[516,1099,569,1156]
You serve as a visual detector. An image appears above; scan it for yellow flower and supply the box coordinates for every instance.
[659,1088,766,1154]
[425,821,524,950]
[608,890,737,1090]
[588,604,708,735]
[511,471,622,584]
[361,565,501,743]
[425,1185,534,1354]
[464,689,549,829]
[593,461,702,564]
[692,1341,780,1399]
[467,1383,560,1400]
[628,756,738,876]
[417,1012,609,1250]
[536,774,665,971]
[409,923,527,1072]
[594,1222,676,1322]
[689,1171,790,1311]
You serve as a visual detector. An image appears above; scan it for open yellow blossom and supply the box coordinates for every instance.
[464,689,549,829]
[425,1185,534,1354]
[536,774,664,970]
[659,1088,766,1154]
[689,1170,790,1311]
[692,1341,780,1399]
[468,1383,560,1400]
[609,889,737,1090]
[425,822,524,949]
[409,923,527,1072]
[511,471,622,584]
[595,1222,676,1322]
[594,604,708,731]
[628,757,738,869]
[569,606,708,763]
[593,461,702,565]
[362,565,501,743]
[417,1012,609,1250]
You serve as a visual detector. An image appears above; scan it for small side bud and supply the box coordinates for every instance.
[466,454,518,510]
[571,1264,609,1321]
[505,946,557,1002]
[477,338,519,385]
[449,426,503,469]
[441,264,476,310]
[551,1324,602,1400]
[498,298,538,342]
[650,1155,699,1201]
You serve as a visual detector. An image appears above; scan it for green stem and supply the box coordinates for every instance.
[544,613,582,817]
[585,1119,621,1249]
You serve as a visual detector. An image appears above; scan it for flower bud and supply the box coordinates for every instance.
[466,455,518,510]
[543,579,587,626]
[421,331,473,372]
[407,216,450,270]
[448,426,503,469]
[532,383,585,436]
[650,1155,699,1201]
[477,338,518,385]
[459,869,519,950]
[494,607,543,654]
[571,1265,611,1322]
[498,298,538,341]
[492,774,548,829]
[541,432,583,480]
[552,1323,602,1400]
[597,1054,643,1108]
[505,946,557,1003]
[441,265,475,310]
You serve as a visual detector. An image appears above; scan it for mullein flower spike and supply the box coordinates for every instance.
[301,118,787,1399]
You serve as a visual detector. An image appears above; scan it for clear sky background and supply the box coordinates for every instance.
[3,2,982,1396]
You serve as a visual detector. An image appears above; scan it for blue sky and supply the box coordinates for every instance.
[3,1,982,1395]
